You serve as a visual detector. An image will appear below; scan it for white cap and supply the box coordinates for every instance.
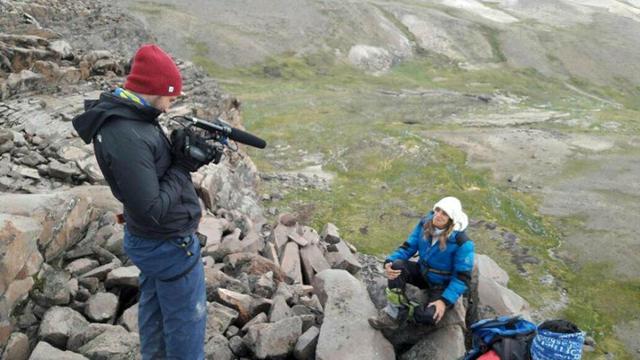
[433,196,468,232]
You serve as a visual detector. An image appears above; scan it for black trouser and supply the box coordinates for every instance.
[388,259,452,324]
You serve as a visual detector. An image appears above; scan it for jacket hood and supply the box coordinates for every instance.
[72,92,162,144]
[433,196,468,232]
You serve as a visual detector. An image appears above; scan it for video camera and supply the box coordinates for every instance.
[171,115,267,165]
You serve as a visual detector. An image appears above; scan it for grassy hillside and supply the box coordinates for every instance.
[191,47,640,358]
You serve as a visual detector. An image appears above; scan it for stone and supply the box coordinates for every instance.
[254,271,275,298]
[241,312,268,334]
[210,229,264,261]
[77,325,139,360]
[287,227,308,247]
[207,302,239,334]
[85,292,118,322]
[47,159,79,180]
[104,266,140,288]
[324,240,362,275]
[14,166,40,180]
[226,325,239,338]
[476,254,509,286]
[78,277,99,293]
[204,267,249,299]
[65,258,100,276]
[229,335,248,356]
[400,325,465,360]
[477,274,530,319]
[280,242,303,284]
[29,341,88,360]
[217,288,271,325]
[1,277,34,313]
[262,242,280,268]
[7,70,44,93]
[313,269,395,360]
[31,264,72,307]
[294,326,320,360]
[198,216,225,248]
[38,306,89,348]
[244,316,302,359]
[104,232,124,256]
[299,294,324,313]
[224,252,284,282]
[269,295,294,323]
[49,40,73,59]
[119,303,138,333]
[278,213,298,227]
[300,226,320,245]
[0,214,40,297]
[320,223,341,244]
[3,332,29,360]
[300,243,330,284]
[270,223,290,256]
[79,261,120,281]
[204,333,233,360]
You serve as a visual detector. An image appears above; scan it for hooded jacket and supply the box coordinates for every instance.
[386,211,475,305]
[72,92,201,239]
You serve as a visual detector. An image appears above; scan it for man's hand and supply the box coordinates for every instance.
[427,299,446,323]
[170,128,210,172]
[384,262,402,280]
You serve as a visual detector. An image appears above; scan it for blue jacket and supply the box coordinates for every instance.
[386,212,475,305]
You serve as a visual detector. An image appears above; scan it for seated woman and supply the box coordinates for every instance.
[369,196,475,330]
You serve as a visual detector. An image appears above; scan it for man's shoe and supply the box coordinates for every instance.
[368,310,400,330]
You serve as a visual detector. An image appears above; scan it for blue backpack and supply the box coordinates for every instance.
[464,316,538,360]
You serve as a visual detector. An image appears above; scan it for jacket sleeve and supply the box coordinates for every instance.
[102,125,191,226]
[441,240,475,305]
[385,219,424,263]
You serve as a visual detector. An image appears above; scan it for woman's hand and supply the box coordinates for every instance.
[427,299,446,323]
[384,262,402,280]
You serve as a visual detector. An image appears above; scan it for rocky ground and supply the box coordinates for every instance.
[0,0,550,359]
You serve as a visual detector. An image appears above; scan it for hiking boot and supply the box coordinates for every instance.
[368,310,401,330]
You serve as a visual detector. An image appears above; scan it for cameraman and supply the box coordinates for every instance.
[72,44,210,360]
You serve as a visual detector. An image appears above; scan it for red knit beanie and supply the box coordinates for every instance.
[124,44,182,96]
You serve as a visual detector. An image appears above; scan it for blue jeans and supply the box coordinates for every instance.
[124,227,206,360]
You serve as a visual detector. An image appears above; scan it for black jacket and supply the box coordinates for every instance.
[72,92,201,239]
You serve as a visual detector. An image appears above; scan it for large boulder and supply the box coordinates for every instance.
[476,273,531,319]
[313,269,395,360]
[399,325,466,360]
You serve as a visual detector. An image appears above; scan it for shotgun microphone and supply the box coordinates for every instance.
[183,115,267,149]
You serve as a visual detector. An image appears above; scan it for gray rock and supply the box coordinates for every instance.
[320,223,341,244]
[19,151,46,167]
[47,159,79,180]
[204,333,233,360]
[29,341,88,360]
[254,271,275,298]
[229,335,248,356]
[225,325,239,338]
[38,306,89,348]
[324,239,362,275]
[217,288,271,325]
[477,273,530,319]
[294,326,320,360]
[0,129,13,144]
[241,312,268,334]
[85,292,118,322]
[3,332,29,360]
[280,242,303,284]
[31,265,72,307]
[7,70,44,93]
[348,45,393,74]
[313,269,395,360]
[104,266,139,288]
[269,295,294,323]
[119,303,138,333]
[244,316,302,359]
[77,325,139,360]
[207,302,239,334]
[49,40,73,59]
[65,258,100,276]
[79,261,120,281]
[400,325,465,360]
[476,254,509,287]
